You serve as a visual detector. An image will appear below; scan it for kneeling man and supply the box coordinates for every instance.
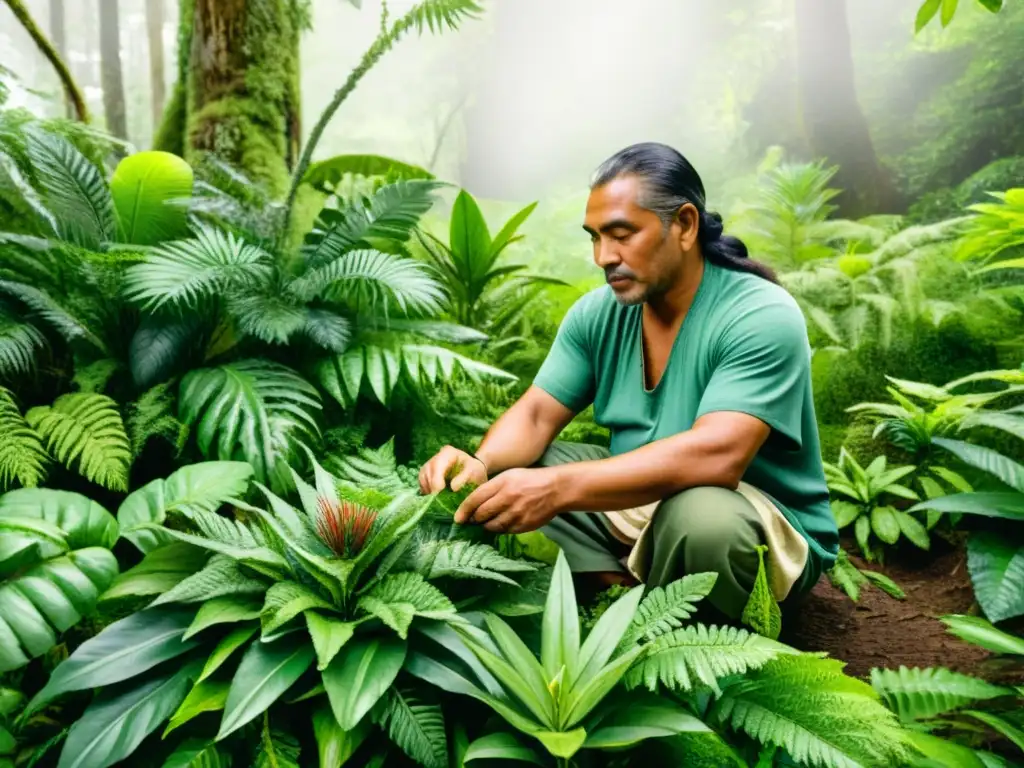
[419,142,839,621]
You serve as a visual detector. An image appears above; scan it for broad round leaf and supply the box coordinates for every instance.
[110,151,194,246]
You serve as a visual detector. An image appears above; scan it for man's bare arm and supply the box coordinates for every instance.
[552,411,770,512]
[474,386,577,474]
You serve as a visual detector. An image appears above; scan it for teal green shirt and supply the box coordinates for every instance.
[533,259,838,571]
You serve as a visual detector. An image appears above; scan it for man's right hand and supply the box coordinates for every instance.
[418,445,488,494]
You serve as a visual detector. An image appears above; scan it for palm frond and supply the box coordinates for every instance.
[25,392,131,491]
[870,666,1013,722]
[712,655,913,768]
[178,360,321,489]
[289,249,444,315]
[123,226,274,311]
[301,308,353,353]
[404,0,483,33]
[228,293,307,345]
[0,148,57,234]
[0,279,108,352]
[0,306,45,376]
[0,386,48,489]
[24,127,115,248]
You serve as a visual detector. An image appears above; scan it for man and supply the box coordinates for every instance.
[418,142,838,621]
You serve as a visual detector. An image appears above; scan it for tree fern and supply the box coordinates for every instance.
[712,655,913,768]
[375,686,448,768]
[620,573,718,646]
[0,386,48,489]
[26,392,131,491]
[870,666,1013,722]
[178,360,321,489]
[623,624,799,695]
[0,306,45,376]
[123,226,273,311]
[24,127,115,248]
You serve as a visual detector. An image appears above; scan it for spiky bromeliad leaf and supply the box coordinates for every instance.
[624,624,800,696]
[0,488,119,673]
[966,531,1024,623]
[620,573,718,646]
[315,343,514,407]
[24,127,116,249]
[712,655,913,768]
[869,666,1013,722]
[178,360,321,489]
[0,386,48,489]
[375,685,448,768]
[123,226,273,311]
[0,308,45,377]
[288,248,444,314]
[26,393,131,491]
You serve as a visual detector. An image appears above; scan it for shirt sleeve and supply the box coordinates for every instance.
[532,298,596,413]
[695,299,811,450]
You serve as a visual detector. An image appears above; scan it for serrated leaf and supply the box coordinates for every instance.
[152,554,268,606]
[376,686,448,768]
[741,546,781,640]
[260,581,334,637]
[870,666,1012,721]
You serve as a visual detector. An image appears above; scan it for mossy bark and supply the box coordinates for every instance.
[184,0,302,199]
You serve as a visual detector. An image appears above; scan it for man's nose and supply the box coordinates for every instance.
[594,241,620,268]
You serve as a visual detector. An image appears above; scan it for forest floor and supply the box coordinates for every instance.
[782,536,1024,684]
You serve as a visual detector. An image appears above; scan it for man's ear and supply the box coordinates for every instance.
[675,203,701,250]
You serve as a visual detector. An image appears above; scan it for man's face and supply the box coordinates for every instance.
[583,176,685,306]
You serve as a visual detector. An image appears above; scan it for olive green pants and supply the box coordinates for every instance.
[537,442,818,621]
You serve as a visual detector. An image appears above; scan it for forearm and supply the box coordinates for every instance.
[474,398,566,475]
[553,422,757,512]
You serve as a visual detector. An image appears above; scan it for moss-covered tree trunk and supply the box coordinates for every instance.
[182,0,302,198]
[795,0,899,216]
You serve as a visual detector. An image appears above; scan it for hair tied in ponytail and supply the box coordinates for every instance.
[702,211,725,243]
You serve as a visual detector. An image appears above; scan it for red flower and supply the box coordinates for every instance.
[316,497,377,558]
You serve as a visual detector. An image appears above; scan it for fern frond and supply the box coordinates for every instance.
[24,127,115,248]
[26,392,131,491]
[0,147,58,234]
[228,292,307,345]
[624,624,799,696]
[0,308,45,376]
[72,358,121,394]
[0,386,48,489]
[302,308,352,353]
[404,0,482,33]
[327,438,404,491]
[375,686,448,768]
[123,226,274,311]
[179,360,321,488]
[427,540,536,585]
[870,666,1013,721]
[359,571,456,625]
[289,249,444,314]
[713,655,913,768]
[125,382,187,458]
[620,573,718,646]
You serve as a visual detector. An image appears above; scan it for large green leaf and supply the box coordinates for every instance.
[583,692,711,749]
[541,551,580,683]
[306,612,359,671]
[161,740,230,768]
[217,634,314,739]
[184,596,261,640]
[26,393,132,492]
[110,151,193,246]
[966,531,1024,622]
[463,732,546,765]
[0,488,117,551]
[129,315,203,391]
[117,462,254,553]
[197,625,257,683]
[178,360,321,489]
[912,492,1024,521]
[100,542,209,603]
[164,678,230,735]
[313,703,369,768]
[574,584,644,689]
[322,634,407,730]
[253,716,301,768]
[449,189,493,283]
[303,154,434,191]
[56,659,201,768]
[940,615,1024,655]
[932,438,1024,494]
[28,607,200,712]
[0,548,118,673]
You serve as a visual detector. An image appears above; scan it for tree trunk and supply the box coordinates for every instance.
[146,0,166,130]
[186,0,301,198]
[99,0,127,139]
[3,0,88,121]
[794,0,899,217]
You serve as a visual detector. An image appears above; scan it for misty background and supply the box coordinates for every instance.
[2,0,1021,284]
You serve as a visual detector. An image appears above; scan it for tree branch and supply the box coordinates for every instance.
[3,0,89,122]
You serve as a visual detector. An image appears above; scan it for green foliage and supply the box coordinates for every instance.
[958,189,1024,272]
[0,487,119,673]
[827,549,906,602]
[870,666,1013,721]
[303,154,434,193]
[740,546,781,640]
[916,0,1004,31]
[109,151,194,246]
[0,386,48,489]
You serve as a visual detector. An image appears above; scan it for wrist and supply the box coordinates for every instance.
[549,463,582,512]
[470,451,489,476]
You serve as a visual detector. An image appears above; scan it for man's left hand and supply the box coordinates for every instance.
[453,467,565,533]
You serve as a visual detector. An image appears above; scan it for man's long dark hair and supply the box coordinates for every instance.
[591,142,778,283]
